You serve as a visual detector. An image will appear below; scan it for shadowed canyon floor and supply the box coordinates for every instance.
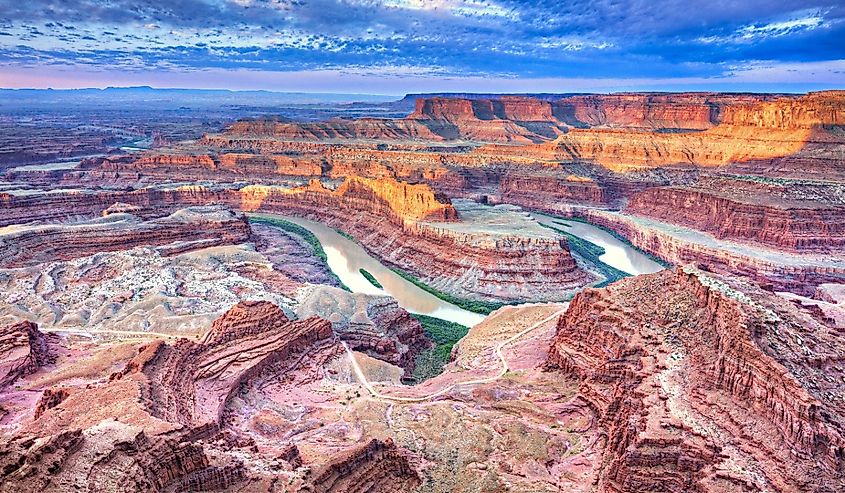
[0,91,844,492]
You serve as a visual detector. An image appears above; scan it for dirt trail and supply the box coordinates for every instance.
[345,307,566,403]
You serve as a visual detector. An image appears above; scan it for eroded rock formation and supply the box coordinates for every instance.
[0,205,251,268]
[0,302,347,492]
[0,321,53,388]
[547,267,845,492]
[562,207,845,296]
[302,438,421,493]
[110,300,335,426]
[297,286,432,372]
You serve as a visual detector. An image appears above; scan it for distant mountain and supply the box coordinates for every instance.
[0,87,394,106]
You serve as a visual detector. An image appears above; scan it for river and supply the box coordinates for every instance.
[256,211,661,328]
[265,215,486,327]
[533,213,664,276]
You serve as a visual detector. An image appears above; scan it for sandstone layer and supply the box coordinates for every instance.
[0,301,423,492]
[302,438,422,492]
[0,205,251,268]
[44,91,842,253]
[547,267,845,492]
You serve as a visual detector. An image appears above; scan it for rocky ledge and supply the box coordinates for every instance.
[0,301,426,492]
[0,321,54,389]
[0,205,251,268]
[547,267,845,492]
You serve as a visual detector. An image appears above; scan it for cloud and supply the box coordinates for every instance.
[0,0,842,89]
[698,9,833,44]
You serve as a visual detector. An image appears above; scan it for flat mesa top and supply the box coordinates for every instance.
[423,199,559,241]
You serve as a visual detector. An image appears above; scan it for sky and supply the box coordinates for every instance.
[0,0,844,94]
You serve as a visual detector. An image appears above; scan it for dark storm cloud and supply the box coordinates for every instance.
[0,0,843,83]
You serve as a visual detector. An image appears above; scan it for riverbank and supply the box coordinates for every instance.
[408,314,470,383]
[250,215,350,291]
[538,222,629,288]
[532,212,666,276]
[388,267,506,315]
[251,213,486,327]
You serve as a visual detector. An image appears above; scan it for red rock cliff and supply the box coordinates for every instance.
[625,179,845,252]
[547,267,845,492]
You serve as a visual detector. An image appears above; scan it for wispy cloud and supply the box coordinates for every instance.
[698,9,833,44]
[0,0,843,89]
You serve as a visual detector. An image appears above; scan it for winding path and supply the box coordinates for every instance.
[41,327,180,339]
[344,307,567,403]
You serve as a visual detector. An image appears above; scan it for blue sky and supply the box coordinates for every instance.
[0,0,843,93]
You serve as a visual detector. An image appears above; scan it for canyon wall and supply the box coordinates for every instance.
[547,267,845,492]
[216,91,844,147]
[0,206,251,268]
[242,180,590,301]
[564,208,845,296]
[625,180,845,252]
[225,116,443,141]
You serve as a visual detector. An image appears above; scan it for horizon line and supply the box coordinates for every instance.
[3,85,843,96]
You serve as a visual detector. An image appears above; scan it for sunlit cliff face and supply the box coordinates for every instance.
[237,176,458,222]
[454,92,845,172]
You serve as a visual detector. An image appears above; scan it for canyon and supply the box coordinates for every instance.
[0,90,843,491]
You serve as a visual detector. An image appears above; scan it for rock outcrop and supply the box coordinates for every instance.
[0,321,53,388]
[112,300,335,426]
[0,301,340,492]
[0,205,251,268]
[302,438,421,493]
[297,286,432,372]
[0,424,247,493]
[96,152,325,183]
[0,186,230,227]
[33,387,71,420]
[547,267,845,492]
[225,116,443,141]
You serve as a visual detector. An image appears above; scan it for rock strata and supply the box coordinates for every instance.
[0,205,251,268]
[0,321,54,388]
[548,267,845,492]
[112,300,335,426]
[302,438,421,493]
[625,178,845,252]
